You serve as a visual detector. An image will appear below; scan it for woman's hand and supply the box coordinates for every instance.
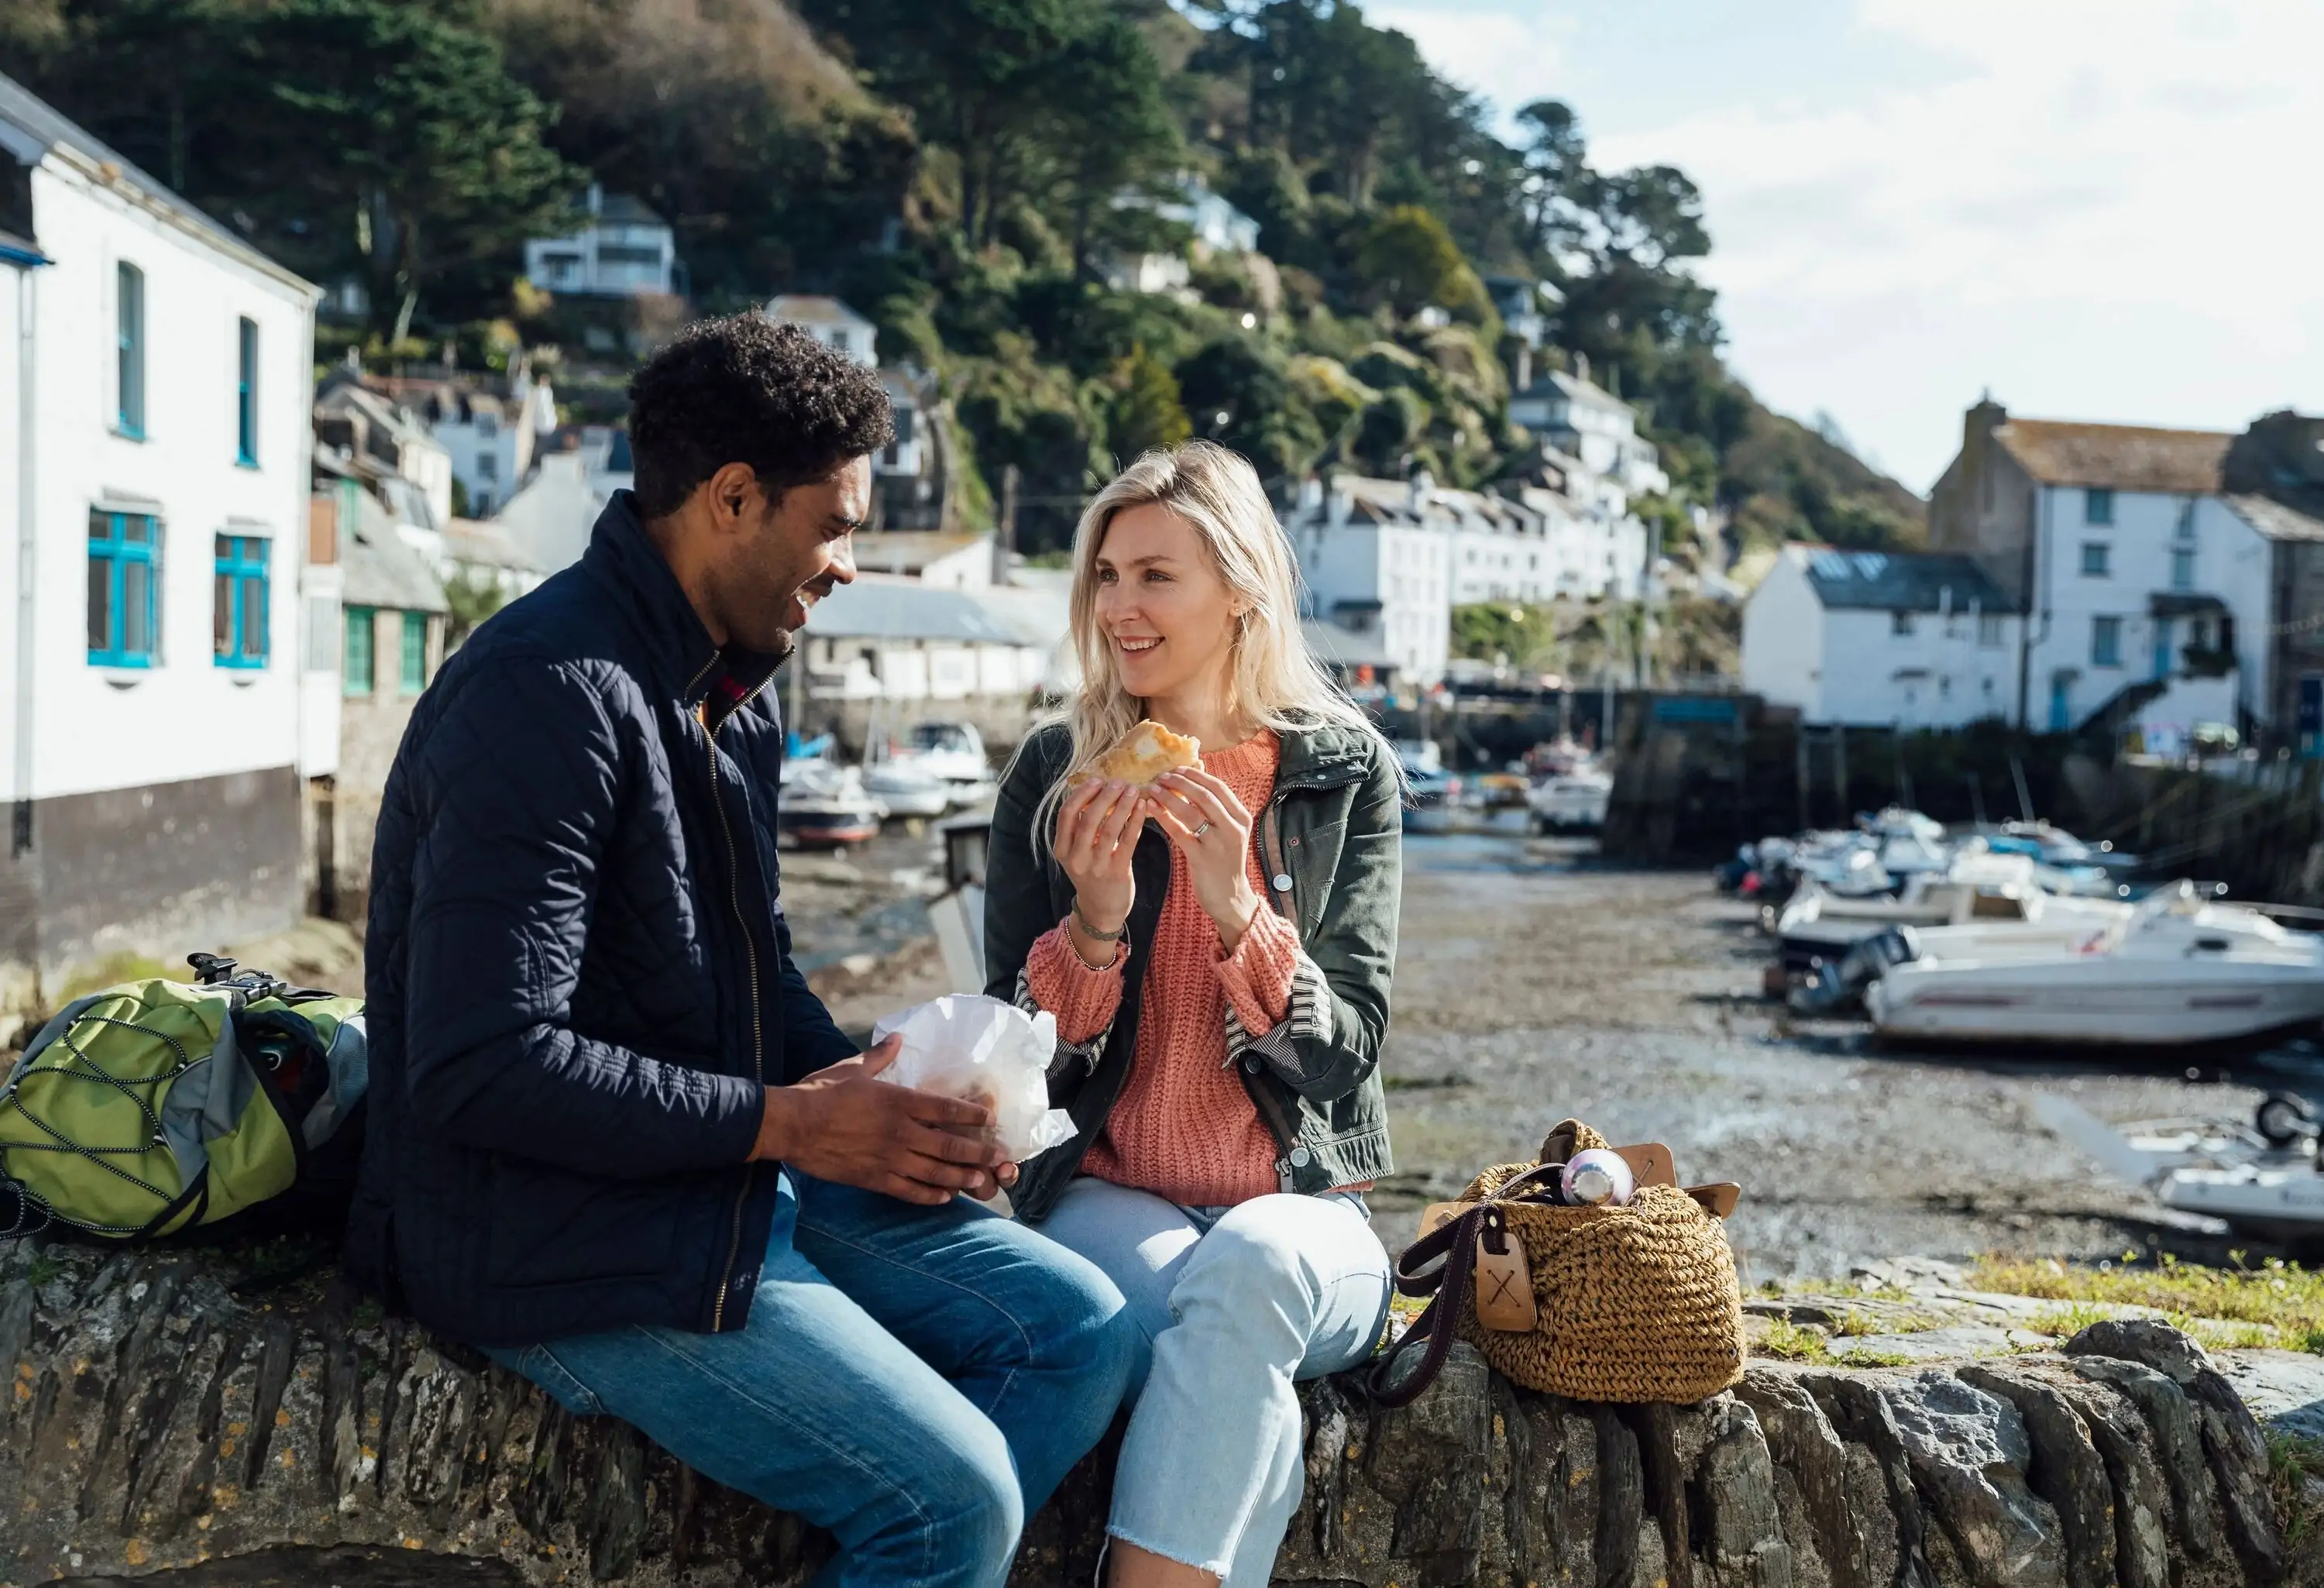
[1151,766,1262,954]
[1054,778,1144,960]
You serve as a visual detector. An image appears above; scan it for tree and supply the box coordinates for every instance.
[1175,336,1323,480]
[242,0,578,340]
[1590,165,1710,272]
[1514,98,1588,260]
[1037,14,1183,277]
[1109,346,1191,461]
[1356,205,1481,317]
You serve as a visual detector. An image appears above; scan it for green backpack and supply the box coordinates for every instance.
[0,954,367,1240]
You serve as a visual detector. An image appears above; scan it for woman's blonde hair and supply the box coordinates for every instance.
[1025,441,1389,837]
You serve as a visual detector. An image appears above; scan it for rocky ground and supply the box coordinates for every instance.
[1373,832,2310,1279]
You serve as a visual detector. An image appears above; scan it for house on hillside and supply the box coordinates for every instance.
[0,70,321,1002]
[1741,547,2024,730]
[1282,474,1453,685]
[381,360,559,518]
[493,425,633,577]
[1103,175,1260,296]
[525,185,679,299]
[1509,362,1670,507]
[768,294,877,366]
[1928,398,2279,750]
[851,531,995,589]
[314,371,454,532]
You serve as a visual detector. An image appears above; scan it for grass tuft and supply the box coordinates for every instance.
[1975,1253,2324,1353]
[1755,1321,1830,1363]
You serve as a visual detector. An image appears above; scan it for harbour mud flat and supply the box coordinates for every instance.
[1375,834,2299,1278]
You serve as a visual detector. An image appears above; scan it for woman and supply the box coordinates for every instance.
[985,442,1402,1587]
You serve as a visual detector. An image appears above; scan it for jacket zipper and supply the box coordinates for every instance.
[1242,796,1307,1183]
[703,674,771,1332]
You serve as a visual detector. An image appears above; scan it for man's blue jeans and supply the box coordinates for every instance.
[486,1173,1136,1588]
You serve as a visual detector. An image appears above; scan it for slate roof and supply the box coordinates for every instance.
[1992,420,2233,494]
[851,531,988,576]
[768,294,872,328]
[2226,493,2324,545]
[803,580,1030,644]
[1301,617,1394,670]
[343,504,449,614]
[1796,548,2017,614]
[0,71,313,295]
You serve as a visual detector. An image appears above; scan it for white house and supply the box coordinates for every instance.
[1509,363,1670,510]
[0,71,321,999]
[1929,401,2270,749]
[1438,482,1648,606]
[313,373,454,531]
[494,425,633,577]
[1741,547,2025,730]
[525,185,679,298]
[1104,175,1261,296]
[389,360,559,517]
[850,530,995,590]
[768,294,877,367]
[1282,474,1453,685]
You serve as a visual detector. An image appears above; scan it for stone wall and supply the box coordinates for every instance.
[1,1239,2312,1587]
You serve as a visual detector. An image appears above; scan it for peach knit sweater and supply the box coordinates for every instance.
[1024,732,1301,1207]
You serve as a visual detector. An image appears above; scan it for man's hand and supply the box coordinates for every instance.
[751,1036,1020,1205]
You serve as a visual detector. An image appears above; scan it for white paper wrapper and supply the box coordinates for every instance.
[870,994,1077,1162]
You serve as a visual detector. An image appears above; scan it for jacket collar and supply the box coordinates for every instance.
[580,490,784,713]
[1274,716,1382,792]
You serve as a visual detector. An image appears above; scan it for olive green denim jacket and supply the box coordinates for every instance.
[985,717,1400,1222]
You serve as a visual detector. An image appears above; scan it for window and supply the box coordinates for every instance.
[116,263,145,438]
[2171,546,2195,591]
[235,317,258,466]
[2085,488,2114,525]
[476,412,497,438]
[1978,612,2005,648]
[400,611,428,694]
[2081,541,2111,577]
[344,607,375,696]
[88,510,161,667]
[1891,610,1916,636]
[2092,615,2123,667]
[475,449,497,483]
[212,534,270,669]
[2177,499,2197,538]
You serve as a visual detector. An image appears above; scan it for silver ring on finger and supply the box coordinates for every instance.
[1192,820,1213,839]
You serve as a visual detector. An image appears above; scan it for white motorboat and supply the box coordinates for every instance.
[2033,1092,2324,1246]
[779,759,887,847]
[1865,882,2324,1046]
[862,758,952,819]
[1528,768,1611,831]
[890,721,998,809]
[1773,853,2126,974]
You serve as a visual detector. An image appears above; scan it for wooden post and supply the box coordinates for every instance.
[1834,725,1850,819]
[1796,727,1812,836]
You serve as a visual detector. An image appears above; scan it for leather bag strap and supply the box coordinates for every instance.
[1365,1164,1564,1408]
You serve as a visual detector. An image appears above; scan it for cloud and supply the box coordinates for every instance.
[1367,2,1576,125]
[1380,0,2324,486]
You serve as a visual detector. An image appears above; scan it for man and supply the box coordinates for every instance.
[348,315,1134,1587]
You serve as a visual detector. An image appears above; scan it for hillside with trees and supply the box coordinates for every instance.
[1,0,1925,559]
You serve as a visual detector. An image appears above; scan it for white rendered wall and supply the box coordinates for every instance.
[21,160,315,802]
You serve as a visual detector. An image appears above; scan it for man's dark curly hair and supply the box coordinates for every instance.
[626,313,895,520]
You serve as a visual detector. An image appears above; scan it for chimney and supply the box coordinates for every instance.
[1298,475,1323,514]
[1408,469,1435,512]
[1574,352,1590,385]
[586,183,605,218]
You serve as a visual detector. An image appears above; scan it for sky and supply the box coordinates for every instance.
[1366,0,2324,493]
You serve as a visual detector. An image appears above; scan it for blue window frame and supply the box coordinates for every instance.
[235,317,258,466]
[116,262,145,438]
[2084,487,2114,525]
[213,533,270,669]
[2092,615,2123,668]
[2080,541,2110,576]
[2171,545,2195,591]
[88,510,161,668]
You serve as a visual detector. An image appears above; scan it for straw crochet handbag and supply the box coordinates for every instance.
[1367,1119,1745,1407]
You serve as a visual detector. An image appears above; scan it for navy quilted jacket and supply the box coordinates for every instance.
[345,492,857,1347]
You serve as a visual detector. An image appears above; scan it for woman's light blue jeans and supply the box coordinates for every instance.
[1037,1176,1394,1586]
